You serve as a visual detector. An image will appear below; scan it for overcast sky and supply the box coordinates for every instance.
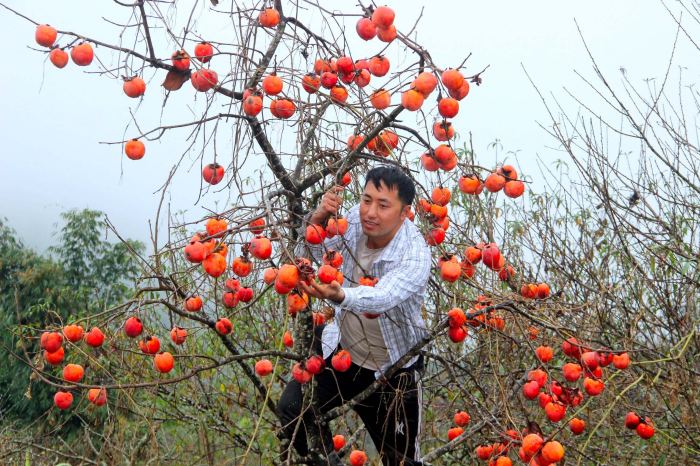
[1,0,696,252]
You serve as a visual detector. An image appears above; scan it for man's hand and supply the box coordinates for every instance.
[298,280,345,304]
[309,186,344,225]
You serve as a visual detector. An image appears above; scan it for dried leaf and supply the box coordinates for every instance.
[162,70,189,91]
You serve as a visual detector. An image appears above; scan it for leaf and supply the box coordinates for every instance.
[162,70,189,91]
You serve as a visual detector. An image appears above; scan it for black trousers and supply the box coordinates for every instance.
[277,349,424,466]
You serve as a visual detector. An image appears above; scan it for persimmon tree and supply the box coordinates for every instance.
[2,1,694,465]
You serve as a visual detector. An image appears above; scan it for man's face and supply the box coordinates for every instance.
[359,180,410,243]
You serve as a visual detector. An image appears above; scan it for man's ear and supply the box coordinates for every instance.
[400,204,411,221]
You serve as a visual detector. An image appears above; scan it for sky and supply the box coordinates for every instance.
[0,0,696,252]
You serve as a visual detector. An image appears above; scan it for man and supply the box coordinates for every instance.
[277,165,432,466]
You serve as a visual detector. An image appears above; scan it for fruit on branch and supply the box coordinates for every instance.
[504,180,525,198]
[203,252,227,277]
[202,163,225,185]
[421,153,439,172]
[354,68,371,87]
[447,427,464,441]
[561,337,582,358]
[191,69,218,92]
[249,217,265,234]
[521,433,543,456]
[305,224,326,244]
[581,351,599,370]
[330,84,349,104]
[242,94,263,116]
[544,401,566,422]
[171,50,190,71]
[376,24,397,43]
[454,411,471,427]
[269,98,296,119]
[484,172,506,192]
[431,186,451,206]
[320,71,338,89]
[301,73,320,93]
[426,227,445,246]
[185,296,203,312]
[569,417,585,435]
[262,267,278,285]
[448,325,468,343]
[441,68,465,92]
[253,359,273,377]
[434,144,455,164]
[124,316,143,338]
[481,243,501,269]
[314,58,334,74]
[305,355,326,375]
[460,260,475,278]
[125,139,146,160]
[498,164,518,180]
[49,48,69,68]
[45,347,65,365]
[286,290,309,315]
[41,331,63,353]
[139,335,161,354]
[522,380,540,399]
[194,41,213,63]
[35,24,57,47]
[612,352,630,369]
[498,264,515,281]
[236,286,254,302]
[349,449,368,466]
[170,326,187,345]
[447,307,467,328]
[317,264,338,284]
[53,391,73,410]
[154,351,174,373]
[541,441,565,463]
[583,377,605,396]
[475,444,493,460]
[562,362,582,382]
[332,434,346,451]
[262,73,283,95]
[323,250,344,268]
[70,42,94,66]
[258,8,281,28]
[440,260,461,283]
[291,362,312,384]
[636,417,655,439]
[464,246,482,264]
[448,80,470,100]
[231,255,253,277]
[401,89,424,111]
[369,55,390,77]
[528,368,548,387]
[62,363,84,382]
[84,327,105,347]
[370,88,391,109]
[371,6,395,29]
[535,345,553,363]
[282,331,294,348]
[413,71,438,96]
[433,120,455,141]
[87,387,108,406]
[356,17,377,40]
[249,235,272,260]
[123,76,146,98]
[438,97,459,118]
[331,350,352,372]
[215,318,233,335]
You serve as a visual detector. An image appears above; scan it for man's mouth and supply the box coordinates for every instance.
[363,221,378,229]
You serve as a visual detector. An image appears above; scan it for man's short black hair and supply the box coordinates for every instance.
[364,165,416,205]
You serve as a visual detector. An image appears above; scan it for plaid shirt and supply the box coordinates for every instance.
[297,204,431,377]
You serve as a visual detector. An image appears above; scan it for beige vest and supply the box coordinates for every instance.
[339,233,389,370]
